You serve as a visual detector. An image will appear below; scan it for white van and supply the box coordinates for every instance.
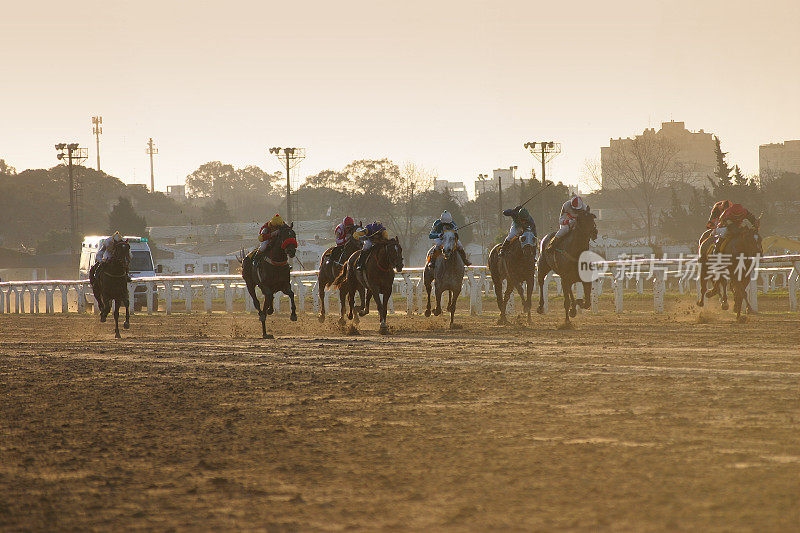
[80,236,158,309]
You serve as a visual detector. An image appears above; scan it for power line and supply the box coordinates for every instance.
[268,147,306,222]
[55,143,88,252]
[146,138,158,192]
[91,116,102,171]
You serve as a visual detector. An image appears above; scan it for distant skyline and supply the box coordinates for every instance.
[1,0,798,196]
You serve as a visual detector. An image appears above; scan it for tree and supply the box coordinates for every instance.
[710,135,734,187]
[303,169,350,190]
[0,159,16,176]
[108,196,148,236]
[732,165,748,186]
[603,133,680,245]
[200,199,231,224]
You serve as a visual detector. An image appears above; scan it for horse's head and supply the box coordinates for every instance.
[110,239,131,267]
[387,237,403,272]
[577,211,598,242]
[440,229,458,258]
[519,229,538,259]
[739,226,762,256]
[274,225,298,259]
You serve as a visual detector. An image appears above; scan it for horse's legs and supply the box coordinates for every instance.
[720,279,729,310]
[433,286,443,316]
[537,262,551,314]
[449,289,460,327]
[113,299,121,338]
[697,263,708,307]
[373,289,388,333]
[265,287,274,315]
[359,288,371,317]
[286,286,297,322]
[339,287,348,325]
[580,281,592,309]
[246,282,262,315]
[318,275,327,323]
[500,283,514,324]
[260,289,273,338]
[123,295,130,329]
[525,279,534,323]
[491,273,507,323]
[424,271,433,317]
[563,283,575,324]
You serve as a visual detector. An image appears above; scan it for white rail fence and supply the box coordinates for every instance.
[2,257,799,316]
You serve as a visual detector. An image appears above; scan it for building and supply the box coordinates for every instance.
[474,167,519,197]
[433,179,469,205]
[760,140,800,180]
[601,121,717,189]
[166,185,186,201]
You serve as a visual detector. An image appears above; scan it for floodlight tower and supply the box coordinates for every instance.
[269,147,306,222]
[55,142,88,246]
[91,116,102,171]
[146,138,158,192]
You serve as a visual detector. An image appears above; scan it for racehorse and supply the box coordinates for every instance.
[333,237,403,334]
[317,227,364,324]
[719,225,762,321]
[240,224,298,339]
[537,211,598,327]
[696,228,729,310]
[423,228,465,327]
[488,229,537,324]
[90,239,131,338]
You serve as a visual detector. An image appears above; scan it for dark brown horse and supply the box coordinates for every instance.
[240,224,298,339]
[333,237,403,334]
[488,229,537,325]
[537,211,598,327]
[90,239,131,338]
[696,228,729,310]
[719,225,762,321]
[317,228,364,324]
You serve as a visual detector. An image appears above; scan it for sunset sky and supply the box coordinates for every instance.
[1,0,798,196]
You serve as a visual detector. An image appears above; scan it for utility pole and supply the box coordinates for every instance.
[146,138,158,192]
[269,147,306,222]
[524,141,561,221]
[91,116,102,171]
[55,143,88,254]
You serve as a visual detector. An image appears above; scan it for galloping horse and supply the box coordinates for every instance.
[488,229,537,324]
[696,228,729,310]
[240,224,299,339]
[537,211,598,327]
[333,237,404,334]
[423,228,465,327]
[90,239,131,338]
[317,228,364,323]
[721,225,762,321]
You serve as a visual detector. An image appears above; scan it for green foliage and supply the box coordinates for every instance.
[0,159,16,176]
[108,196,148,237]
[200,199,232,224]
[710,135,734,187]
[35,230,81,255]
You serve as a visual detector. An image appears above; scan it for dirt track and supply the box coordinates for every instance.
[1,301,799,531]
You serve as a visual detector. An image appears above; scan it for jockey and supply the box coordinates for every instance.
[426,210,471,267]
[354,221,389,270]
[713,203,759,253]
[500,205,536,256]
[706,200,732,231]
[96,231,123,264]
[330,216,357,265]
[254,213,286,264]
[546,195,590,251]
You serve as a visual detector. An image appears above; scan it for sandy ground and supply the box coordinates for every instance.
[1,298,799,531]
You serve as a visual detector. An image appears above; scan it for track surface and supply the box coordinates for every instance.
[1,302,799,531]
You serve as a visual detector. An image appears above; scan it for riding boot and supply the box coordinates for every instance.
[546,234,562,252]
[458,248,471,266]
[498,242,507,257]
[356,250,369,270]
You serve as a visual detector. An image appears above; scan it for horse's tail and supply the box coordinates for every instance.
[331,259,351,290]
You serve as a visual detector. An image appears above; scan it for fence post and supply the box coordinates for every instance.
[312,281,320,313]
[165,280,173,314]
[223,281,233,313]
[541,273,550,313]
[653,270,665,314]
[203,281,212,313]
[790,262,799,312]
[296,279,306,314]
[416,277,425,314]
[0,286,5,314]
[591,278,601,314]
[403,273,413,315]
[613,269,624,314]
[747,276,758,313]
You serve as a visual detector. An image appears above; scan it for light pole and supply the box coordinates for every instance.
[146,138,158,192]
[55,142,88,252]
[269,147,306,222]
[524,141,561,219]
[91,116,102,171]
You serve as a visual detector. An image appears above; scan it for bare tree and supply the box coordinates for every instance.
[384,162,435,246]
[604,134,679,245]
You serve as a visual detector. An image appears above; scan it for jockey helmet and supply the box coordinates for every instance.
[441,211,453,224]
[570,196,585,211]
[112,231,123,242]
[343,216,355,227]
[269,213,285,227]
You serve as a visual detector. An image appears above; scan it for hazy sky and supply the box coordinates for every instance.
[2,0,798,196]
